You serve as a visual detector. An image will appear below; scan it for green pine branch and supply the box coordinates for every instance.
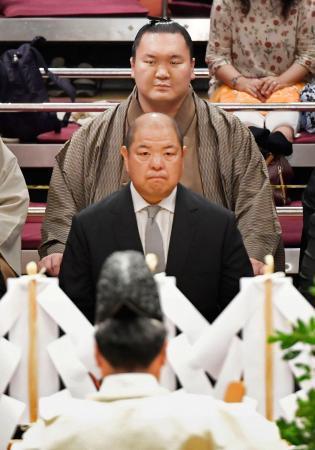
[268,318,315,448]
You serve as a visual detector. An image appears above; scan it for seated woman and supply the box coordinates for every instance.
[206,0,315,155]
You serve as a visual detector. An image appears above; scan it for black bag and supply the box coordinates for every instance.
[0,36,75,141]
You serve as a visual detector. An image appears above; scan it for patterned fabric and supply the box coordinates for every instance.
[0,138,29,274]
[300,83,315,133]
[206,0,315,94]
[210,83,304,104]
[40,88,283,268]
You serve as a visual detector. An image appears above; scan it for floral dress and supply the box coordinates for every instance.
[206,0,315,95]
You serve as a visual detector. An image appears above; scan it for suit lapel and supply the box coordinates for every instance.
[166,185,198,275]
[112,185,143,253]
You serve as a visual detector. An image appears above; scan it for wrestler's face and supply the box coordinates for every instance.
[121,115,186,204]
[130,32,195,114]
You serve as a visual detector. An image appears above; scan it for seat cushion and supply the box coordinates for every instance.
[0,0,148,17]
[294,131,315,144]
[279,215,303,247]
[22,222,42,249]
[37,122,80,143]
[169,1,211,16]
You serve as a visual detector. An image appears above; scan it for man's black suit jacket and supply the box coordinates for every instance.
[59,184,253,323]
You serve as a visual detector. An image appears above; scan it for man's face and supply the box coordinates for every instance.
[130,32,195,112]
[121,118,186,204]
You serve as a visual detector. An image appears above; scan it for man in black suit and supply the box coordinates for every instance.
[59,113,253,323]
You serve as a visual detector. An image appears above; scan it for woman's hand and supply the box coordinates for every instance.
[236,77,266,102]
[259,76,288,98]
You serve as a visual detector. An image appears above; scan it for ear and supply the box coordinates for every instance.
[120,145,129,173]
[95,342,113,377]
[190,58,196,81]
[94,342,103,370]
[159,340,167,367]
[182,145,188,158]
[130,57,135,78]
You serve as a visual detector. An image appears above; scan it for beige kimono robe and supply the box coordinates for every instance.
[40,89,282,268]
[20,374,288,450]
[0,139,29,275]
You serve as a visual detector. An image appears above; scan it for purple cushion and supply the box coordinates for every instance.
[279,215,302,247]
[22,222,42,249]
[37,123,80,143]
[0,0,148,17]
[169,1,211,16]
[294,131,315,144]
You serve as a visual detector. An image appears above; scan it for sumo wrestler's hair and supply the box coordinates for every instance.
[131,20,194,60]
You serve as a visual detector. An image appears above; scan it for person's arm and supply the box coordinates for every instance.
[0,141,29,246]
[38,159,76,276]
[229,116,282,268]
[260,63,309,97]
[38,155,77,276]
[205,0,233,78]
[0,140,29,274]
[215,65,266,101]
[219,213,253,307]
[261,1,315,97]
[39,142,80,259]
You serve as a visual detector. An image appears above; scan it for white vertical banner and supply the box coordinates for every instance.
[48,336,96,398]
[167,334,213,395]
[0,338,20,394]
[214,336,244,400]
[9,296,59,423]
[0,395,25,450]
[243,278,295,417]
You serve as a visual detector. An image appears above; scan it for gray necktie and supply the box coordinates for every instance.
[145,205,165,273]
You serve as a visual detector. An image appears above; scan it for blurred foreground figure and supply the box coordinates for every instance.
[21,251,287,450]
[299,169,315,303]
[0,138,29,280]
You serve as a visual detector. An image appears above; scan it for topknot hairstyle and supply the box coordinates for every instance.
[131,20,194,59]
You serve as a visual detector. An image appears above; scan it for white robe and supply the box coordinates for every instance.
[0,139,29,274]
[20,373,288,450]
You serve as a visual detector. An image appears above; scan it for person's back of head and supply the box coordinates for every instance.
[95,251,166,376]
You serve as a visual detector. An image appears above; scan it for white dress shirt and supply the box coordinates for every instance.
[130,183,176,262]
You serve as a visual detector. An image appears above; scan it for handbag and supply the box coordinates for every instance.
[265,153,294,206]
[0,36,75,141]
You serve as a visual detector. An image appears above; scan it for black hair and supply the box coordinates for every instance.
[124,113,184,149]
[95,316,166,371]
[96,251,163,322]
[131,20,194,60]
[95,251,166,371]
[239,0,297,18]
